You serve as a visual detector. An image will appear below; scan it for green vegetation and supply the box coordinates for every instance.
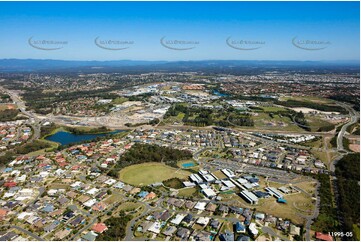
[40,123,59,137]
[163,177,184,189]
[275,99,347,114]
[0,139,55,165]
[64,126,110,135]
[164,104,253,127]
[335,153,360,241]
[329,95,359,111]
[293,111,310,131]
[23,89,119,114]
[118,163,190,186]
[343,137,351,152]
[301,136,322,148]
[346,121,360,135]
[353,126,360,135]
[0,151,16,165]
[15,140,52,154]
[306,117,335,132]
[0,109,20,121]
[96,213,132,241]
[177,187,199,198]
[312,174,338,233]
[232,94,275,102]
[316,123,335,132]
[330,133,338,148]
[0,93,11,103]
[111,97,128,104]
[108,143,192,177]
[127,93,153,102]
[125,118,159,127]
[259,106,288,112]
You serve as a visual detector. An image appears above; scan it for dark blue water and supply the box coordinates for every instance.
[213,89,229,97]
[46,130,122,145]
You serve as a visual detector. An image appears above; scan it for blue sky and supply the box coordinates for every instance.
[0,1,359,61]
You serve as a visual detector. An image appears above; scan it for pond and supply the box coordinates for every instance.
[212,89,229,97]
[45,130,123,146]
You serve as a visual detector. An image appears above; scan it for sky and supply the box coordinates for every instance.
[0,1,359,61]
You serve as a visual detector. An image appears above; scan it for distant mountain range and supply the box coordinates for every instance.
[0,59,359,74]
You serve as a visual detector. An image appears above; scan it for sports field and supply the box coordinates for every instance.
[118,162,191,186]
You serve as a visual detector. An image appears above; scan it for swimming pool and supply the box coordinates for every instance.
[182,162,196,168]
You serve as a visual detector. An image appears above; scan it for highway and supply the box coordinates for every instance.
[335,102,359,151]
[2,88,41,140]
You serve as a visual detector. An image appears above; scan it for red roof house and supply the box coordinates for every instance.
[315,232,333,241]
[92,223,108,233]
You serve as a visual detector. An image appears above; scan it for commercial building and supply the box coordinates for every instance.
[240,190,259,205]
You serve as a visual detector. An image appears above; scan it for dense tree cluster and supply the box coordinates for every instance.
[227,113,254,127]
[330,133,338,148]
[0,140,53,165]
[22,89,118,114]
[163,177,184,189]
[108,143,192,178]
[335,153,360,240]
[40,123,58,137]
[329,95,359,111]
[65,126,109,135]
[0,109,20,121]
[15,140,52,154]
[312,174,338,233]
[293,111,311,131]
[96,213,132,241]
[127,93,153,101]
[164,104,254,127]
[0,151,16,165]
[317,124,335,132]
[0,94,11,103]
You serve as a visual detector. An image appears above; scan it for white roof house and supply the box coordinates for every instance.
[104,179,116,186]
[83,199,97,207]
[170,214,186,225]
[194,201,207,211]
[240,190,259,205]
[222,180,236,189]
[221,169,235,178]
[148,222,161,234]
[202,188,217,198]
[86,188,99,196]
[249,223,259,236]
[196,217,210,226]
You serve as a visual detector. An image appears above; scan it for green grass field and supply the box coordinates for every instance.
[301,138,323,148]
[260,106,289,112]
[112,97,129,104]
[306,116,335,132]
[163,112,185,125]
[177,187,197,197]
[118,162,191,186]
[252,113,304,132]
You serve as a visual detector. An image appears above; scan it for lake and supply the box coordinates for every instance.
[45,130,123,146]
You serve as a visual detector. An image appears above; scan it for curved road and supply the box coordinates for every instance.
[335,102,358,151]
[0,225,44,241]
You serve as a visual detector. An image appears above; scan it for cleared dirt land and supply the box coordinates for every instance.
[118,162,192,186]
